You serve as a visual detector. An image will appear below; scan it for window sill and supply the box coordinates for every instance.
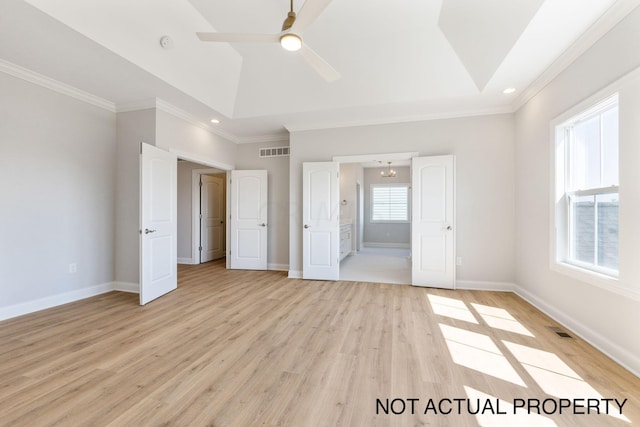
[551,261,640,301]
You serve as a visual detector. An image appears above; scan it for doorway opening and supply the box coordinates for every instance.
[176,159,230,267]
[335,153,415,285]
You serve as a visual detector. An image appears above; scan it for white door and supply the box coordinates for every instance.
[230,170,268,270]
[302,162,340,280]
[411,155,455,289]
[140,143,177,305]
[200,174,225,263]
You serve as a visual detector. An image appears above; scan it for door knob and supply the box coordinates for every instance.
[304,224,310,229]
[259,223,267,227]
[446,225,452,231]
[145,228,156,234]
[220,221,224,224]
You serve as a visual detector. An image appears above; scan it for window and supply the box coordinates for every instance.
[371,184,409,222]
[554,95,619,277]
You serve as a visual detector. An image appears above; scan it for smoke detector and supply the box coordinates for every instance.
[159,36,173,49]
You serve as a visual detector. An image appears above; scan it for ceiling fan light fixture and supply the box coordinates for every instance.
[280,33,302,51]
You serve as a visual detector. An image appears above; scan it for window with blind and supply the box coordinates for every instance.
[370,184,409,223]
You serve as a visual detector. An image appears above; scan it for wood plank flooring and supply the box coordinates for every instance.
[1,260,638,426]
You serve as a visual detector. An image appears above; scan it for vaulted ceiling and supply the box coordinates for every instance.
[1,0,636,142]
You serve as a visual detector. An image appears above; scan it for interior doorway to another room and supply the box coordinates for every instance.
[337,156,413,285]
[177,160,228,266]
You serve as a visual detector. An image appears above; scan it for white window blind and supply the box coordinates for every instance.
[371,184,409,222]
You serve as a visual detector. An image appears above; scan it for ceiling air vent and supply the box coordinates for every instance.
[259,147,289,158]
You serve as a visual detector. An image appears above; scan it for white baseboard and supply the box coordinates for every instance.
[177,257,196,265]
[288,270,302,279]
[513,284,640,378]
[0,282,113,322]
[112,281,139,293]
[363,242,410,248]
[456,280,515,292]
[268,263,289,271]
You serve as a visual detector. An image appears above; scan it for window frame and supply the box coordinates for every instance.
[370,183,410,224]
[551,93,620,286]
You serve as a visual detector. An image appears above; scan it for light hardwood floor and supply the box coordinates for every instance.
[1,260,638,426]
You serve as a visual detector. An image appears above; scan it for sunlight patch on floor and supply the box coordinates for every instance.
[428,294,479,324]
[471,303,534,337]
[439,324,526,387]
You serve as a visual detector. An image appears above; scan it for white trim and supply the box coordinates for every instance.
[171,149,234,171]
[191,168,227,266]
[549,69,640,300]
[512,0,640,112]
[268,263,289,271]
[117,98,240,144]
[513,284,640,378]
[0,59,115,112]
[112,282,139,293]
[285,106,512,133]
[334,152,420,164]
[0,282,114,322]
[550,262,640,301]
[363,242,410,249]
[455,280,515,292]
[288,270,303,279]
[177,257,196,265]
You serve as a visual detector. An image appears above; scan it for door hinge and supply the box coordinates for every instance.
[199,246,203,251]
[199,180,203,187]
[199,213,203,219]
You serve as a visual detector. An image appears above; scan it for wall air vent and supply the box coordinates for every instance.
[259,146,290,158]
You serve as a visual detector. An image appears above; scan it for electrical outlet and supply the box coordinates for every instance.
[456,257,462,266]
[69,263,77,274]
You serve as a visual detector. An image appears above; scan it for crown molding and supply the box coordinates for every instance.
[284,105,513,133]
[0,59,115,112]
[116,97,239,143]
[512,0,640,111]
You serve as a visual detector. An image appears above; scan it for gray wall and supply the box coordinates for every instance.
[363,166,410,246]
[176,161,225,262]
[236,140,290,269]
[515,7,640,374]
[0,72,116,307]
[289,114,516,282]
[115,109,156,286]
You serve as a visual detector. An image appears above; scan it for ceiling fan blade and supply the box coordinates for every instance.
[292,0,333,34]
[197,32,280,43]
[299,45,341,82]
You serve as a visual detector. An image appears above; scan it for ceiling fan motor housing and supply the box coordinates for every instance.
[282,11,296,31]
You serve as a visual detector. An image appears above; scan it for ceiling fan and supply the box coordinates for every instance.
[196,0,340,82]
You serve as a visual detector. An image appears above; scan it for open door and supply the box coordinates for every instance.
[302,162,340,280]
[200,174,225,263]
[229,170,268,270]
[411,155,455,289]
[140,143,177,305]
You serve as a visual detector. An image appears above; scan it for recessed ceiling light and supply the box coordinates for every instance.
[210,118,220,124]
[503,87,516,94]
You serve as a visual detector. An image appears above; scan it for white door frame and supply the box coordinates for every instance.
[191,168,226,264]
[168,148,233,270]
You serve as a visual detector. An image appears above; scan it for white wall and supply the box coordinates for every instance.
[236,140,290,270]
[362,166,411,246]
[0,72,116,312]
[514,7,640,375]
[289,114,516,282]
